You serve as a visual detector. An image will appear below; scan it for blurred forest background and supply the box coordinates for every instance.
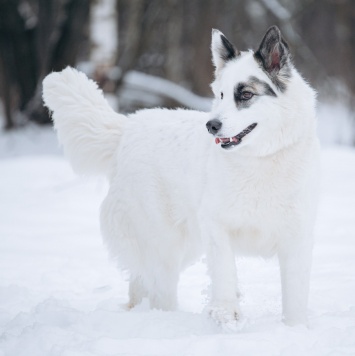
[0,0,354,143]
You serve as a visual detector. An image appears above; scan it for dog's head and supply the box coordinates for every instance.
[207,26,316,156]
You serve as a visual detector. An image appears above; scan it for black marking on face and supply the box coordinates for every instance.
[249,76,277,97]
[234,76,277,110]
[220,34,237,62]
[254,26,292,92]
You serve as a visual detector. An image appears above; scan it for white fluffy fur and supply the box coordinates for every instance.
[43,31,320,327]
[43,67,125,176]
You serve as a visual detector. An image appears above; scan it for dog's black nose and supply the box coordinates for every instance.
[206,119,222,135]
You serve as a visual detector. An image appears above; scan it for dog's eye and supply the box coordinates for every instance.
[241,91,254,100]
[220,92,223,100]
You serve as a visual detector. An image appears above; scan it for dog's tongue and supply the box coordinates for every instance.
[215,137,231,144]
[215,136,240,145]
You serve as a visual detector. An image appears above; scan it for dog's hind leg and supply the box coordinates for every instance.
[127,275,148,309]
[126,246,181,311]
[146,261,180,311]
[123,259,179,311]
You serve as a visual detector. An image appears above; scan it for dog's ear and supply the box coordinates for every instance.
[254,26,290,78]
[211,29,239,74]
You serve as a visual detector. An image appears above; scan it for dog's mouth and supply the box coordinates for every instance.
[215,123,258,149]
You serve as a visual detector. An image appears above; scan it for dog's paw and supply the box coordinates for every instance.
[208,303,240,328]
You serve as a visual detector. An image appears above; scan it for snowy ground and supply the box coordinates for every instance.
[0,126,355,355]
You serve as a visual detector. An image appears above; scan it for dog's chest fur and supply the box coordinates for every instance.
[201,142,315,256]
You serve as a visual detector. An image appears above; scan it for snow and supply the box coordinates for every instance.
[90,0,117,66]
[317,103,355,146]
[0,127,355,355]
[120,70,212,112]
[0,124,61,159]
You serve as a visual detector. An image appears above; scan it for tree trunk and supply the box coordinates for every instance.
[0,0,91,128]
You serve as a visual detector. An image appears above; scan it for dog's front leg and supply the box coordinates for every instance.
[278,233,313,326]
[202,224,240,325]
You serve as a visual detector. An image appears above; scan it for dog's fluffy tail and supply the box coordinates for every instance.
[42,67,125,176]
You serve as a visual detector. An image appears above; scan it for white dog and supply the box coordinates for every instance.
[43,26,320,326]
